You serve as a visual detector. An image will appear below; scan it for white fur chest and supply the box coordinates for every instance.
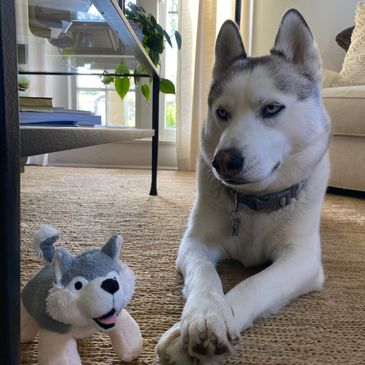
[223,206,296,267]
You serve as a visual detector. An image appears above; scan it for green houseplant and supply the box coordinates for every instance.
[101,2,182,102]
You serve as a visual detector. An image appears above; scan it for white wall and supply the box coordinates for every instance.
[249,0,358,71]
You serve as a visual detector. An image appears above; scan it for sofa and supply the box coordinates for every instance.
[322,69,365,192]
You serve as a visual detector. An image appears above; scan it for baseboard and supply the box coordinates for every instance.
[43,162,178,171]
[327,186,365,198]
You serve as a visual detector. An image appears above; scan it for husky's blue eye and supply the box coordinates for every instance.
[262,103,285,118]
[216,107,230,121]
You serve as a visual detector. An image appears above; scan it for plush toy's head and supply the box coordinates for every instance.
[27,225,135,332]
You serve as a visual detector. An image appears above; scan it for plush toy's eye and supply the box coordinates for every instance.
[67,276,88,292]
[107,270,120,282]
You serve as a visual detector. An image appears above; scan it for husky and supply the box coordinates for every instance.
[157,8,331,365]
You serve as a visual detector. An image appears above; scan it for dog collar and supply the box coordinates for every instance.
[232,181,305,212]
[228,181,305,236]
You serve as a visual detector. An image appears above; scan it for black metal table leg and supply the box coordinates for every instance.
[149,73,159,196]
[0,0,21,363]
[235,0,242,26]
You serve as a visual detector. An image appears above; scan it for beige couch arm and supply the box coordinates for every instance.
[322,69,339,88]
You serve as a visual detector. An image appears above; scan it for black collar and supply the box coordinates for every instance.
[228,181,305,212]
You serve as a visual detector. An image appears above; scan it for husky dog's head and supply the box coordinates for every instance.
[203,9,331,194]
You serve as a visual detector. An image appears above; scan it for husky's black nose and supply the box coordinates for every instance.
[212,148,244,178]
[101,278,119,295]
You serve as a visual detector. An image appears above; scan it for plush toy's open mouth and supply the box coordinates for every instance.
[94,308,117,330]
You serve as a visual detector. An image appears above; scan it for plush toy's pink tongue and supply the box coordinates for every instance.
[94,308,117,329]
[97,312,117,325]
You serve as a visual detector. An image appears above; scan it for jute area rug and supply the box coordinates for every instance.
[20,167,365,365]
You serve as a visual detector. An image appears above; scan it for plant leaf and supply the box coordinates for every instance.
[101,75,114,85]
[175,31,182,49]
[156,24,164,34]
[160,78,175,94]
[163,30,172,47]
[148,14,157,27]
[115,60,130,75]
[146,33,164,54]
[141,84,151,101]
[115,77,130,100]
[133,73,140,86]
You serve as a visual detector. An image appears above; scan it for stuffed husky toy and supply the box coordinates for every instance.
[21,225,143,364]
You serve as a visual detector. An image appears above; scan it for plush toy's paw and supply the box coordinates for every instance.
[38,329,81,365]
[20,301,39,343]
[109,309,143,362]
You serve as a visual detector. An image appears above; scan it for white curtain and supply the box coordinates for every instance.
[176,0,236,171]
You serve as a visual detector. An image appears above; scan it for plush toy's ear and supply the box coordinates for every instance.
[53,248,74,285]
[101,234,123,260]
[33,224,60,263]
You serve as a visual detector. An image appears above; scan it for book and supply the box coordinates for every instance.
[19,106,93,114]
[19,96,53,108]
[19,110,102,126]
[20,106,55,112]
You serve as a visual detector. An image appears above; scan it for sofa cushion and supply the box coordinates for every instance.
[333,2,365,86]
[329,136,365,191]
[322,86,365,136]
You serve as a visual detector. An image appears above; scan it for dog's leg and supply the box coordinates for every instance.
[157,237,239,364]
[226,234,324,332]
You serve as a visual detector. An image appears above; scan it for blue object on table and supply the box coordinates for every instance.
[20,110,102,126]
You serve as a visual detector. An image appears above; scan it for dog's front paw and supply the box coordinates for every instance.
[156,322,199,365]
[181,293,239,359]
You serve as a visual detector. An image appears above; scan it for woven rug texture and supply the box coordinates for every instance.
[20,167,365,365]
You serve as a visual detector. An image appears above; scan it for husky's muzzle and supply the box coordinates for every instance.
[212,148,244,179]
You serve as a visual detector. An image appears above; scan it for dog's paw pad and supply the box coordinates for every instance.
[214,343,229,355]
[192,342,209,356]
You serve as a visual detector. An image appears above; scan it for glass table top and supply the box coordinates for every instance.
[15,0,158,76]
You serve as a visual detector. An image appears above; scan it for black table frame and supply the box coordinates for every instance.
[0,0,20,363]
[0,1,159,363]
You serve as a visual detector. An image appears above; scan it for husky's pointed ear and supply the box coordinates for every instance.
[271,9,321,82]
[101,234,123,260]
[213,20,246,80]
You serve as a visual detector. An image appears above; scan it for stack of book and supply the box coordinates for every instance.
[19,96,102,127]
[19,96,53,111]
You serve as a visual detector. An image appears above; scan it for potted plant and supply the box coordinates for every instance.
[101,2,182,102]
[18,72,30,95]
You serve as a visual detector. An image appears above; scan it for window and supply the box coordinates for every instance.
[73,0,179,141]
[76,69,136,127]
[161,0,179,134]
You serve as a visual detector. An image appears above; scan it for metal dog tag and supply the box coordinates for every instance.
[231,192,241,236]
[231,213,241,236]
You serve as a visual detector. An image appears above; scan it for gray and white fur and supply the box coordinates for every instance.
[157,9,331,365]
[22,225,134,334]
